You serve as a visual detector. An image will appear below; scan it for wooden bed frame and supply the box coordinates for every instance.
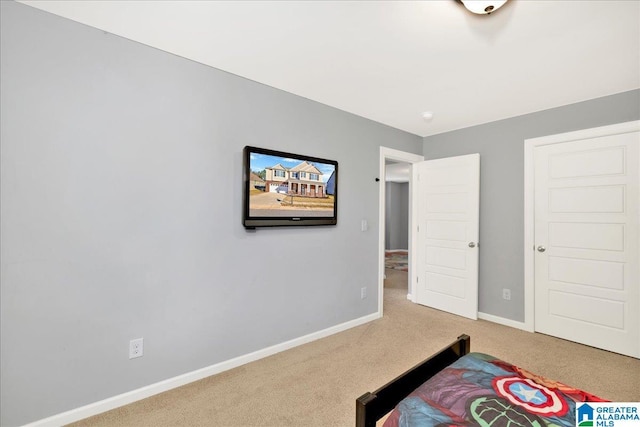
[355,334,471,427]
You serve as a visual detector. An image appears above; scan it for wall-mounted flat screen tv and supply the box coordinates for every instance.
[243,146,338,228]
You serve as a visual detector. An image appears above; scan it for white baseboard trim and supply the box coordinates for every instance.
[478,312,532,332]
[24,312,381,427]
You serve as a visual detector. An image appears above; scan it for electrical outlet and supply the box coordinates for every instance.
[129,338,144,359]
[502,289,511,301]
[361,287,367,299]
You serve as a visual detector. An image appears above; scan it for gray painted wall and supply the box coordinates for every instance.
[0,3,422,425]
[423,89,640,323]
[385,183,409,250]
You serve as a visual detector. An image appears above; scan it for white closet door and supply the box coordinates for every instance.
[534,130,639,358]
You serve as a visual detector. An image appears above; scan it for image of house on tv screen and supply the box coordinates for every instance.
[249,152,336,217]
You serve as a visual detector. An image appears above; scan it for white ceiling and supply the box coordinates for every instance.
[19,0,640,137]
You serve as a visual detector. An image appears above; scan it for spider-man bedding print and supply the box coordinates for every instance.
[383,352,607,427]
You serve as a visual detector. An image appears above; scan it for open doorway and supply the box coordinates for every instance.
[384,161,410,296]
[377,147,424,315]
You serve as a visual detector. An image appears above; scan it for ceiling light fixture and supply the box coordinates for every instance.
[457,0,507,15]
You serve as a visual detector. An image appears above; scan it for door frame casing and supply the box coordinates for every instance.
[378,147,424,316]
[523,120,640,333]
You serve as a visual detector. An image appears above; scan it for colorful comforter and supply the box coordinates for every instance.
[383,352,607,427]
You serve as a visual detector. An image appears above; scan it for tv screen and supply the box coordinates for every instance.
[243,146,338,228]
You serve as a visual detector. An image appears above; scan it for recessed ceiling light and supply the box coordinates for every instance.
[422,112,434,122]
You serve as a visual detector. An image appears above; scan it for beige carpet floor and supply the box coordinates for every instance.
[70,269,640,427]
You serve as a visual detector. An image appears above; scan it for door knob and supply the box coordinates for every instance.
[468,242,476,248]
[537,246,546,252]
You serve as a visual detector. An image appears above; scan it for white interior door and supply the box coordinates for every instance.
[415,154,479,320]
[534,130,639,358]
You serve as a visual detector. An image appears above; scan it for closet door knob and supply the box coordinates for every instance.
[468,242,476,248]
[537,246,546,253]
